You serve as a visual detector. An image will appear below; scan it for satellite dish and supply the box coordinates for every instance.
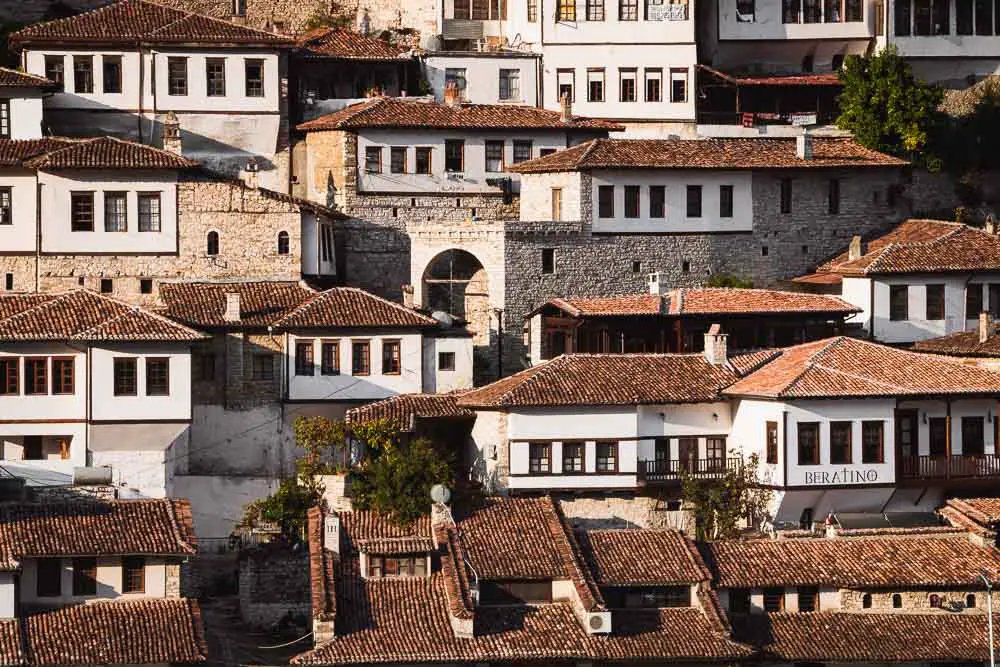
[430,484,451,505]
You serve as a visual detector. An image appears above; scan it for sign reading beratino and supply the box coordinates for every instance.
[803,468,880,485]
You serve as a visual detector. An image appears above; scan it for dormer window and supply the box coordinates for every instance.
[368,555,428,578]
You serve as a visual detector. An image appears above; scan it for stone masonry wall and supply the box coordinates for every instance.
[238,548,311,629]
[840,588,999,612]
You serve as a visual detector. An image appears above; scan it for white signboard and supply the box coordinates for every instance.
[324,515,340,553]
[790,113,818,126]
[648,3,688,20]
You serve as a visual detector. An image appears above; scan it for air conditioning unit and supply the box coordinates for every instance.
[585,611,612,634]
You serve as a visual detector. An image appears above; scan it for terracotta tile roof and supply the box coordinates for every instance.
[578,530,711,587]
[724,336,1000,399]
[705,534,1000,589]
[20,598,208,666]
[457,354,738,408]
[10,0,293,46]
[274,287,437,329]
[339,510,432,551]
[306,508,336,624]
[0,290,204,342]
[0,67,57,89]
[436,524,476,621]
[298,28,409,60]
[296,97,624,131]
[24,137,198,170]
[344,392,475,430]
[913,330,1000,357]
[158,281,316,328]
[508,137,906,173]
[727,349,782,377]
[0,499,197,563]
[698,64,843,87]
[734,612,999,663]
[789,271,844,286]
[0,139,74,167]
[354,537,436,555]
[946,498,1000,526]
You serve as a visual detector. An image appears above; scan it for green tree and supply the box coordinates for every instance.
[680,453,771,541]
[705,274,753,288]
[836,47,945,168]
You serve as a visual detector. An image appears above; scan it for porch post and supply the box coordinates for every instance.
[946,399,953,479]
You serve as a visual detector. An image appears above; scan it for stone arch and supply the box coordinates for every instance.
[421,248,491,346]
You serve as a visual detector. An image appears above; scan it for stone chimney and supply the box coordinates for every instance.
[980,311,993,343]
[648,271,667,295]
[848,234,863,261]
[796,128,813,160]
[402,284,415,309]
[703,324,728,365]
[560,92,572,123]
[161,111,182,155]
[443,81,460,108]
[223,292,241,323]
[241,157,259,190]
[987,214,996,235]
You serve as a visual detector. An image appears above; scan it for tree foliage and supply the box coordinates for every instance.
[680,453,772,541]
[836,47,945,168]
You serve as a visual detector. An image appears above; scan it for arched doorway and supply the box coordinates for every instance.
[422,249,491,345]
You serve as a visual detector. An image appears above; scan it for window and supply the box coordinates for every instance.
[551,188,563,221]
[113,358,137,396]
[542,248,555,274]
[720,184,734,218]
[587,69,605,102]
[445,140,464,172]
[624,185,640,218]
[73,557,97,596]
[102,55,122,94]
[25,358,47,395]
[527,0,538,20]
[483,141,505,173]
[252,353,274,381]
[669,68,687,102]
[104,192,127,232]
[619,0,638,19]
[798,586,819,612]
[798,421,820,465]
[73,55,93,94]
[619,68,637,102]
[706,437,726,468]
[0,358,17,395]
[0,100,9,139]
[827,178,840,214]
[557,69,575,102]
[365,146,382,174]
[967,284,984,316]
[889,285,909,321]
[167,57,187,96]
[729,588,751,614]
[598,185,615,218]
[138,193,161,232]
[894,593,904,608]
[71,192,95,231]
[245,59,264,97]
[100,278,113,294]
[763,588,785,612]
[966,594,977,608]
[686,185,702,218]
[779,178,792,214]
[976,0,993,33]
[861,420,884,463]
[206,230,219,256]
[846,0,863,19]
[37,559,62,597]
[513,140,533,164]
[529,442,550,472]
[145,358,169,396]
[926,284,945,320]
[45,55,64,91]
[499,69,521,101]
[962,416,985,456]
[803,0,820,20]
[352,340,370,375]
[596,441,617,472]
[295,340,314,376]
[563,442,584,472]
[0,187,11,224]
[480,580,553,604]
[445,68,467,99]
[438,351,456,371]
[557,0,577,20]
[766,421,778,464]
[368,555,427,578]
[382,340,401,375]
[863,593,873,608]
[234,0,247,15]
[195,352,215,382]
[52,358,74,395]
[415,147,432,174]
[737,0,756,19]
[649,185,665,218]
[123,557,145,593]
[206,58,226,97]
[830,421,852,464]
[540,148,556,157]
[956,0,973,32]
[4,274,10,291]
[277,230,289,255]
[929,593,941,608]
[619,586,691,608]
[645,68,662,102]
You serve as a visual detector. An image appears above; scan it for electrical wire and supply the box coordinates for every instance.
[257,632,313,649]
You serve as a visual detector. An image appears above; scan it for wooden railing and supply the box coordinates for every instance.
[638,457,742,483]
[899,454,1000,480]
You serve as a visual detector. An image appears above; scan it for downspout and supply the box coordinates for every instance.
[34,180,41,292]
[868,278,875,340]
[85,346,92,466]
[137,42,145,143]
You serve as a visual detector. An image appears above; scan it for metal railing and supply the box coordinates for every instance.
[638,457,742,483]
[899,454,1000,480]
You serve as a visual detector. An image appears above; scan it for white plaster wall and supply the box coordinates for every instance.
[421,335,474,393]
[301,211,337,277]
[8,95,45,140]
[590,169,752,233]
[0,574,14,619]
[718,0,876,40]
[26,50,143,111]
[90,344,192,422]
[508,406,639,439]
[469,409,507,489]
[172,474,281,538]
[39,170,178,254]
[20,557,168,607]
[772,486,897,523]
[539,0,695,43]
[841,276,872,331]
[152,51,280,113]
[519,171,584,221]
[708,38,870,73]
[423,55,540,106]
[287,332,424,400]
[0,170,39,253]
[729,397,786,487]
[0,345,86,420]
[869,274,990,344]
[635,401,733,461]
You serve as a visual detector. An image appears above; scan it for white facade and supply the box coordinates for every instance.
[423,54,541,106]
[300,211,337,278]
[422,334,475,393]
[2,91,45,140]
[716,0,876,41]
[19,556,171,608]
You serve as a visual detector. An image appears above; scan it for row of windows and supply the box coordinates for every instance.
[363,141,552,176]
[895,0,1000,36]
[45,54,123,95]
[730,586,820,613]
[888,283,1000,322]
[777,0,863,23]
[68,191,162,233]
[796,420,884,465]
[444,68,522,102]
[551,0,689,22]
[596,183,734,219]
[35,556,146,598]
[556,67,687,104]
[367,555,428,578]
[294,338,401,377]
[527,441,618,473]
[0,354,167,397]
[205,230,289,256]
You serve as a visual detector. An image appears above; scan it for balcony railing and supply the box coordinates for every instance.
[900,454,1000,480]
[638,457,742,484]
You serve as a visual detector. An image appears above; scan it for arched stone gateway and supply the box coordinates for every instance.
[422,249,490,342]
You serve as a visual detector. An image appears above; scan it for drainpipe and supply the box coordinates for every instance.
[137,42,145,143]
[34,180,41,292]
[494,307,504,380]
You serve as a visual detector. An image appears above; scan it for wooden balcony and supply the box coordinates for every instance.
[899,455,1000,480]
[638,457,742,485]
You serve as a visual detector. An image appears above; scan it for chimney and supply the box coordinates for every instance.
[241,157,259,190]
[980,311,993,343]
[848,234,862,261]
[560,92,572,123]
[223,292,241,323]
[402,284,415,309]
[161,111,182,155]
[648,271,667,295]
[796,128,813,160]
[703,324,728,366]
[443,81,460,108]
[987,214,996,235]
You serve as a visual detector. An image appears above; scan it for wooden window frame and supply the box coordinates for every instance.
[528,442,551,473]
[352,340,371,376]
[762,587,785,612]
[51,357,74,395]
[438,351,456,371]
[244,58,265,98]
[587,68,605,102]
[381,339,402,376]
[102,55,122,94]
[390,146,407,174]
[861,420,884,463]
[624,185,641,219]
[167,57,188,96]
[104,191,127,232]
[205,57,227,97]
[321,340,340,376]
[484,140,505,172]
[512,140,533,164]
[122,556,145,594]
[766,421,779,464]
[364,146,382,175]
[73,55,93,94]
[889,284,909,321]
[595,441,618,473]
[70,191,95,232]
[0,357,18,395]
[797,421,820,465]
[137,192,161,232]
[829,421,852,464]
[562,441,585,473]
[295,340,315,376]
[25,357,47,396]
[415,147,433,174]
[967,283,984,316]
[551,187,563,221]
[444,140,465,173]
[557,0,577,20]
[926,283,945,321]
[797,586,819,612]
[145,357,170,396]
[619,67,638,102]
[113,357,137,396]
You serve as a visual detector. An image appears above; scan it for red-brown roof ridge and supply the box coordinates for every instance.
[0,67,57,89]
[274,286,437,329]
[24,136,198,170]
[297,27,409,60]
